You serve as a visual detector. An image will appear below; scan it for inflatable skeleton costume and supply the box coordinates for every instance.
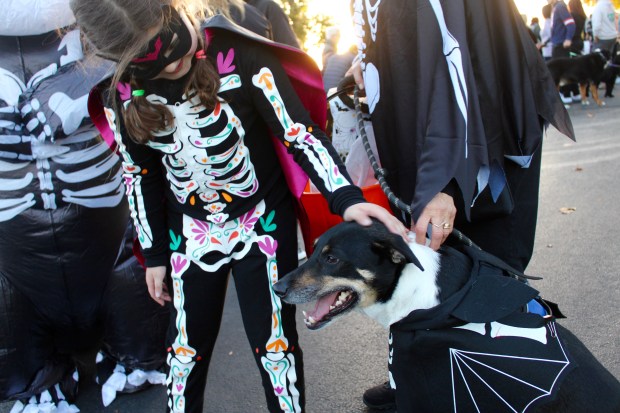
[0,1,169,411]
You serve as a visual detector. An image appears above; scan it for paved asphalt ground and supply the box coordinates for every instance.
[2,94,619,412]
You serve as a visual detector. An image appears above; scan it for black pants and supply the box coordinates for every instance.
[453,148,542,272]
[164,186,304,413]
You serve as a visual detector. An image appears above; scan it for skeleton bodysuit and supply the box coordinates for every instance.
[96,18,364,413]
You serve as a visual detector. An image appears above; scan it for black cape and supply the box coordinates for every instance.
[354,0,574,220]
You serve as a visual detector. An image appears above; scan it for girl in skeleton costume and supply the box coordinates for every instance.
[73,1,406,412]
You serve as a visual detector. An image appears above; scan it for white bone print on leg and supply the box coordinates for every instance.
[257,235,301,412]
[167,252,195,413]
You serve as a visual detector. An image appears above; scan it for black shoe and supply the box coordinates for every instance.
[362,381,396,410]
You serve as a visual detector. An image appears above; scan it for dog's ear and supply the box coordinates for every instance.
[371,233,424,271]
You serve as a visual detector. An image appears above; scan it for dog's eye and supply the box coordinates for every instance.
[325,255,339,264]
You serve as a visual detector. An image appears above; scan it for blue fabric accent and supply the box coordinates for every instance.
[505,155,533,168]
[471,165,490,207]
[527,299,547,317]
[488,162,507,202]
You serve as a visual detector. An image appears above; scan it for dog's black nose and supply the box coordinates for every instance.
[272,278,288,298]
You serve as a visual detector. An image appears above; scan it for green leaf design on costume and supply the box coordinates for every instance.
[169,230,182,251]
[260,210,277,232]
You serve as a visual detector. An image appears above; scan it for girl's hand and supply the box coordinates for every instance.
[343,202,408,240]
[146,266,171,306]
[412,192,456,251]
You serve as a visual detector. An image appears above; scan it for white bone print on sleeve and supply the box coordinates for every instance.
[104,107,155,248]
[251,67,349,193]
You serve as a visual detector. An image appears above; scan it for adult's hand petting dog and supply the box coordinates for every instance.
[413,192,456,251]
[346,62,456,250]
[343,202,408,240]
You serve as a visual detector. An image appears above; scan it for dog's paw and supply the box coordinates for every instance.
[581,99,590,106]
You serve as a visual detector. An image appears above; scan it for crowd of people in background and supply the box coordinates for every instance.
[533,0,620,105]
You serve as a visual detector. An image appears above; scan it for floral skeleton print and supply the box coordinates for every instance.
[99,22,364,413]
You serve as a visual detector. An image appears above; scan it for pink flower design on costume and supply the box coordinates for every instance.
[217,48,236,74]
[190,219,211,245]
[171,254,189,275]
[258,237,278,256]
[274,386,284,394]
[116,82,132,101]
[238,208,260,232]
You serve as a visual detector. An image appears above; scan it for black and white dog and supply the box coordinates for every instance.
[274,221,620,413]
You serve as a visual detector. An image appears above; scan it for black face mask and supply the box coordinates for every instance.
[127,6,193,79]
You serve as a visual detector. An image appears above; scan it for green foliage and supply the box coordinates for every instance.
[583,0,620,7]
[275,0,333,50]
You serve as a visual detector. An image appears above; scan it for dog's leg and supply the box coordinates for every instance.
[579,83,589,105]
[590,83,605,106]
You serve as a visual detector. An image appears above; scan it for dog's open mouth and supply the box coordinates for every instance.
[302,289,358,330]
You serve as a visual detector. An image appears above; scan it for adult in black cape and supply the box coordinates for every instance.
[350,0,574,409]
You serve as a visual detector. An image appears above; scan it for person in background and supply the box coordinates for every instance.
[549,0,576,59]
[557,0,588,104]
[585,14,594,42]
[71,0,406,412]
[210,0,271,38]
[530,17,542,41]
[348,0,574,409]
[245,0,300,48]
[568,0,587,54]
[538,4,554,60]
[322,26,340,71]
[322,44,357,92]
[591,0,618,53]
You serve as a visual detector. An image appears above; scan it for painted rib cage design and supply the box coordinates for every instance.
[0,33,124,222]
[147,91,259,224]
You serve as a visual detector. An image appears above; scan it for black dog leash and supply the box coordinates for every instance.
[351,85,476,248]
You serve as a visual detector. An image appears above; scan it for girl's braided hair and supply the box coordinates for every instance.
[71,0,220,143]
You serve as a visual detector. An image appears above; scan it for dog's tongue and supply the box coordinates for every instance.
[308,291,339,320]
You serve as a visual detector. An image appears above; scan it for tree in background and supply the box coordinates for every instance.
[275,0,332,50]
[583,0,620,7]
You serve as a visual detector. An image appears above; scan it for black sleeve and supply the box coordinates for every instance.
[243,43,365,215]
[104,106,169,267]
[263,3,301,48]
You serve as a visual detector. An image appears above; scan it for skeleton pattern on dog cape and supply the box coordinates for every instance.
[353,0,575,220]
[0,1,168,409]
[389,245,574,412]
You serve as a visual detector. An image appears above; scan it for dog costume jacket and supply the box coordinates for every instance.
[389,245,573,412]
